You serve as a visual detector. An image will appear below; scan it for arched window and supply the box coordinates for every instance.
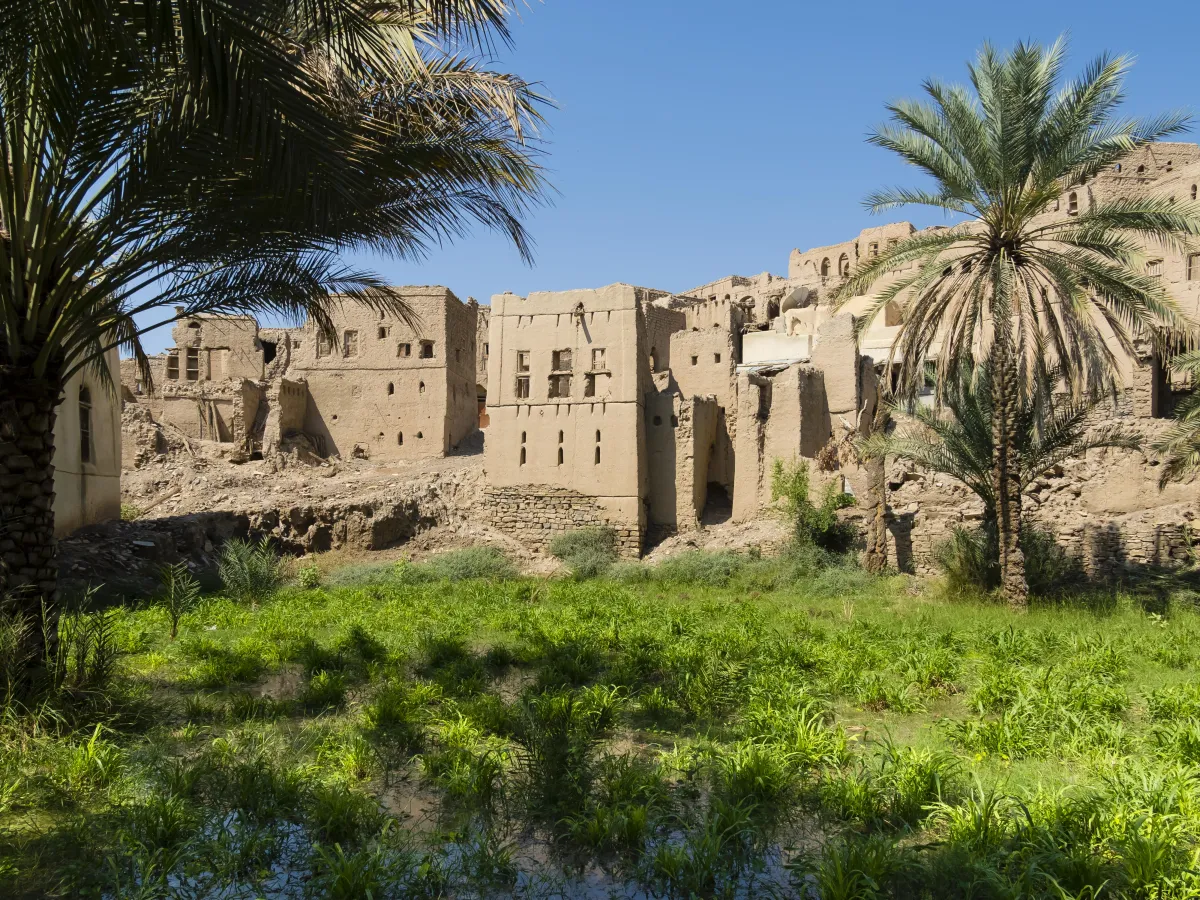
[1067,192,1078,215]
[558,430,564,444]
[838,253,850,277]
[595,446,600,465]
[521,431,527,443]
[1114,163,1122,173]
[557,447,564,466]
[78,386,92,464]
[520,446,526,465]
[419,381,425,393]
[1137,164,1145,174]
[397,432,403,445]
[820,257,831,279]
[416,431,423,439]
[595,430,601,443]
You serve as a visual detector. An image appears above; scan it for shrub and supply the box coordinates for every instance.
[771,457,855,551]
[550,527,619,579]
[423,547,516,582]
[218,537,285,605]
[158,561,201,640]
[119,503,142,521]
[655,550,745,587]
[296,563,321,590]
[936,524,1083,598]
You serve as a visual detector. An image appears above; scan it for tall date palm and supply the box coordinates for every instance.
[0,1,547,666]
[835,39,1200,606]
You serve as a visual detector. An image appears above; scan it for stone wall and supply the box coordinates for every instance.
[483,485,642,557]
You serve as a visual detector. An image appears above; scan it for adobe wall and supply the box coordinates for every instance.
[170,315,263,382]
[289,287,477,460]
[646,392,718,531]
[53,348,122,537]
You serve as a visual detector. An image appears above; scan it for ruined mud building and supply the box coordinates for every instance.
[122,287,479,465]
[483,142,1200,574]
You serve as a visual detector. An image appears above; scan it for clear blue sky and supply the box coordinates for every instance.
[137,0,1200,353]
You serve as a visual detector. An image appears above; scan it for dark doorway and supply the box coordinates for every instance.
[261,340,278,364]
[701,482,732,526]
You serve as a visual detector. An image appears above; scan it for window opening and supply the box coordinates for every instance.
[584,374,596,397]
[377,326,389,340]
[419,381,425,393]
[185,347,200,381]
[516,376,530,398]
[557,447,564,465]
[79,387,92,464]
[420,341,434,359]
[558,430,564,443]
[591,347,606,370]
[653,415,662,426]
[552,349,572,371]
[516,350,530,372]
[398,433,403,445]
[1067,192,1078,215]
[595,430,601,442]
[166,350,179,379]
[690,355,698,366]
[548,374,571,398]
[261,340,277,364]
[520,446,526,465]
[1188,254,1200,282]
[398,342,411,358]
[595,446,600,465]
[1147,259,1163,280]
[714,353,721,364]
[342,330,358,357]
[387,383,394,395]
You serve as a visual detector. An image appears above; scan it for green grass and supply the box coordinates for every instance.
[4,549,1200,898]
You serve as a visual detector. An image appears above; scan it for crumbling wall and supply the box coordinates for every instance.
[483,485,642,557]
[646,392,718,532]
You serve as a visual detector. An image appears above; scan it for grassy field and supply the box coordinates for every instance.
[4,546,1200,898]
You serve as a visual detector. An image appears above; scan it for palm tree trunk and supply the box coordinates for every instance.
[863,382,891,574]
[990,325,1027,608]
[0,366,61,671]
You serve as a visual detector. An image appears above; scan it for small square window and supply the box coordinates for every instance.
[714,353,721,364]
[690,355,698,366]
[398,342,411,358]
[420,341,434,359]
[377,326,389,340]
[516,376,530,399]
[591,348,606,371]
[552,349,572,371]
[1147,259,1164,279]
[516,350,530,373]
[342,330,359,358]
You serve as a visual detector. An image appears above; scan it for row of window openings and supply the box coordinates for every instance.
[816,239,900,279]
[165,348,200,380]
[316,330,437,360]
[519,430,601,466]
[1060,185,1197,216]
[384,380,472,397]
[515,348,607,399]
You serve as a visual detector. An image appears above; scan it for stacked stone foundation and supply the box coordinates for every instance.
[484,486,642,557]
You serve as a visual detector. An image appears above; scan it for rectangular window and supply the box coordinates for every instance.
[516,350,530,373]
[584,374,596,397]
[690,355,698,366]
[591,348,606,371]
[1147,259,1164,280]
[548,374,571,398]
[714,353,722,364]
[868,242,879,258]
[342,330,358,357]
[398,342,411,358]
[483,343,489,358]
[1188,254,1200,281]
[377,326,389,340]
[185,347,199,381]
[166,351,179,379]
[552,349,572,371]
[79,394,92,464]
[420,340,434,359]
[516,376,530,399]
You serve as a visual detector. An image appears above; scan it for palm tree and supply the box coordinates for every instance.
[0,0,547,667]
[1153,350,1200,486]
[859,359,1141,527]
[835,39,1200,606]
